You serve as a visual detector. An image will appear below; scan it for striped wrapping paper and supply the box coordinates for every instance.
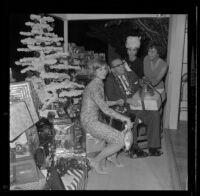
[61,169,87,190]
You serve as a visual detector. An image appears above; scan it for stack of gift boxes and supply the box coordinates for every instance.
[38,89,88,190]
[9,81,88,190]
[52,117,88,190]
[68,43,106,76]
[68,42,105,62]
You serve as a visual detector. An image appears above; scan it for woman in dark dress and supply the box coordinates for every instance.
[123,36,144,79]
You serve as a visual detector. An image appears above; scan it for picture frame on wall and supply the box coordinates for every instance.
[10,81,40,123]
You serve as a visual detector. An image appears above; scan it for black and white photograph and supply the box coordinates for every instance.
[7,13,196,191]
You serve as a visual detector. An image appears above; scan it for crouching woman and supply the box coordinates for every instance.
[80,58,132,174]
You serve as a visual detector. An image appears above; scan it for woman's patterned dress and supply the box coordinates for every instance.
[80,78,125,144]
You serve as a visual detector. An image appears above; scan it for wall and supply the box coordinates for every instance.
[179,16,188,121]
[163,15,186,130]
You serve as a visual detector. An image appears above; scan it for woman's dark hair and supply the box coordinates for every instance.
[87,58,108,79]
[147,40,166,58]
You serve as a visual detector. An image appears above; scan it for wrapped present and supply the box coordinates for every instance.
[53,119,75,158]
[39,109,59,119]
[10,125,40,186]
[52,118,72,125]
[61,169,86,190]
[10,126,39,162]
[10,156,40,186]
[130,88,166,110]
[10,178,46,190]
[56,156,88,190]
[48,101,69,118]
[73,120,86,153]
[10,169,46,190]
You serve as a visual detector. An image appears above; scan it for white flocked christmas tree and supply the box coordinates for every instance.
[15,14,84,111]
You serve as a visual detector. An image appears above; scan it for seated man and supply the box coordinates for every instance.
[104,58,163,158]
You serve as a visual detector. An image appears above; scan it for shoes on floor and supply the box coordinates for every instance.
[148,148,163,156]
[128,144,149,159]
[106,156,124,167]
[88,158,109,175]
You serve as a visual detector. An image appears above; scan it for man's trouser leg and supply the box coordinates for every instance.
[132,110,161,148]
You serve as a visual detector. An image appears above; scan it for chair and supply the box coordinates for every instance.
[137,122,148,149]
[100,112,148,149]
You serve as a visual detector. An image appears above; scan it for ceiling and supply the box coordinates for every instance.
[49,14,170,21]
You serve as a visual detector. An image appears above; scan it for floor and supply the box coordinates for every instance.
[86,132,172,190]
[168,121,188,190]
[86,121,188,190]
[9,122,188,190]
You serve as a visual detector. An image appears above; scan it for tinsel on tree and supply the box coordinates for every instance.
[15,14,84,110]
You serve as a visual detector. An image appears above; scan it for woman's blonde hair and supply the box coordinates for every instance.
[87,58,107,79]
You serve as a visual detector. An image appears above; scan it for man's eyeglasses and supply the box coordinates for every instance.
[111,62,125,68]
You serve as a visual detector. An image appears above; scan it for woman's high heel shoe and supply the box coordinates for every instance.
[106,156,124,168]
[88,158,109,175]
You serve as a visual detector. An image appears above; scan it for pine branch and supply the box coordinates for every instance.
[137,19,160,36]
[135,21,153,40]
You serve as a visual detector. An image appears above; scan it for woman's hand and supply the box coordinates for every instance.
[123,60,132,72]
[132,97,141,107]
[106,99,124,107]
[122,121,133,136]
[126,97,141,107]
[115,99,124,106]
[142,76,151,83]
[124,118,133,131]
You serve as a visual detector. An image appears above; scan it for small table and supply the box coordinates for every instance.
[129,89,166,111]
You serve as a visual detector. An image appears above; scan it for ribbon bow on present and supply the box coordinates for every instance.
[122,123,133,151]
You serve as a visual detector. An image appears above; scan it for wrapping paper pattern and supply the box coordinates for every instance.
[61,169,86,190]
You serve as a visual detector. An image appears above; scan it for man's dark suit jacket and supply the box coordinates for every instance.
[104,71,140,102]
[104,71,161,149]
